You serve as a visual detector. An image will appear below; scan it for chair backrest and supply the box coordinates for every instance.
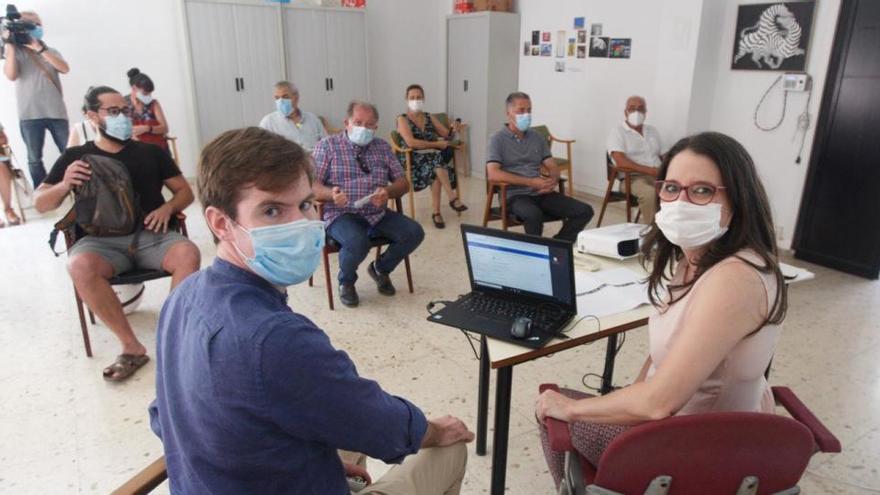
[434,112,450,128]
[531,124,552,146]
[389,130,406,149]
[593,412,816,495]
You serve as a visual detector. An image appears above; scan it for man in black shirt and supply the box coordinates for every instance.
[35,86,200,381]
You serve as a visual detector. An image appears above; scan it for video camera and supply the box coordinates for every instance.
[0,4,36,49]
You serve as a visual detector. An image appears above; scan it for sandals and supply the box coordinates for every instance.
[449,199,469,213]
[103,354,150,382]
[432,213,446,229]
[4,208,20,226]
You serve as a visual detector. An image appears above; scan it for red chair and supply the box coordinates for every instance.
[540,384,841,495]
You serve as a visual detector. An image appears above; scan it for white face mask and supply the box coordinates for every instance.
[627,111,645,127]
[407,99,424,112]
[655,200,729,249]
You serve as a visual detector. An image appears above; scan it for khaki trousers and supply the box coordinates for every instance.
[340,443,468,495]
[620,174,656,224]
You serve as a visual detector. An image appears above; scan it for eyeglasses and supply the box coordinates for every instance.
[655,180,726,205]
[98,106,132,117]
[355,150,370,175]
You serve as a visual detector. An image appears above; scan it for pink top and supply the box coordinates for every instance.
[646,251,781,415]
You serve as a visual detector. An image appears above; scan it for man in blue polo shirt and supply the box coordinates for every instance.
[149,127,471,494]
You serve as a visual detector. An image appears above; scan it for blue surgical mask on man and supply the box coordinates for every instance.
[515,113,532,132]
[348,126,374,147]
[231,218,325,287]
[276,98,293,117]
[103,114,133,141]
[29,25,43,41]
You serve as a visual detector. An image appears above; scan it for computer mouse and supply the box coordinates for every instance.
[510,316,532,339]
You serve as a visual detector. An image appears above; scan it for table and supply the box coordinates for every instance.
[468,253,814,495]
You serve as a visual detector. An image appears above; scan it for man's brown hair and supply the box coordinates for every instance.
[197,127,314,233]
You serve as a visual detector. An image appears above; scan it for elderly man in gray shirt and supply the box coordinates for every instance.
[486,92,593,242]
[2,10,69,187]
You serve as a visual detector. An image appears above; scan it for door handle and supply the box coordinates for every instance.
[235,77,240,92]
[464,80,468,92]
[325,78,329,91]
[329,78,334,91]
[239,77,244,91]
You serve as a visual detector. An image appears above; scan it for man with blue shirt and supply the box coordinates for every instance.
[149,127,470,494]
[258,80,327,152]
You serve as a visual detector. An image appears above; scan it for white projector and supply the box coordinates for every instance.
[577,223,647,259]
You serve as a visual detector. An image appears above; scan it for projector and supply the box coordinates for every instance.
[577,223,647,259]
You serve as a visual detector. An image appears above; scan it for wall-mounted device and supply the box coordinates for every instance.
[783,72,811,92]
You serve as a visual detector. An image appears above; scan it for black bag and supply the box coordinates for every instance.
[49,154,142,256]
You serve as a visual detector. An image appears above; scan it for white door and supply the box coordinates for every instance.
[324,10,369,130]
[233,4,285,127]
[186,1,243,144]
[283,7,330,123]
[448,16,489,176]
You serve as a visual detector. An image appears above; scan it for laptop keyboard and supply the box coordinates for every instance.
[461,294,568,334]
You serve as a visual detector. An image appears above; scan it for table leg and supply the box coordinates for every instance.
[476,335,489,456]
[601,334,618,395]
[490,366,513,495]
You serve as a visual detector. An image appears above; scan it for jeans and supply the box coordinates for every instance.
[326,210,425,285]
[19,118,69,188]
[507,192,594,242]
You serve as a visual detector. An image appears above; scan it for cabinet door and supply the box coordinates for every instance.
[283,8,330,122]
[233,4,285,127]
[324,10,369,129]
[185,1,243,144]
[448,16,489,176]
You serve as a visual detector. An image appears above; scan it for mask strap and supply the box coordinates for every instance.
[229,219,256,263]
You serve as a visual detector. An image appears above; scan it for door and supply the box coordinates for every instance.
[233,4,285,127]
[283,7,330,122]
[185,1,243,144]
[324,10,369,129]
[793,0,880,278]
[448,16,489,177]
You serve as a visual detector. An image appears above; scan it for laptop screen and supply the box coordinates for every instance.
[462,226,575,309]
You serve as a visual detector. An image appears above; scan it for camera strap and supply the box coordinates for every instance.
[24,47,62,95]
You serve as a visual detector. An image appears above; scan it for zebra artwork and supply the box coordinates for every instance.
[731,2,815,71]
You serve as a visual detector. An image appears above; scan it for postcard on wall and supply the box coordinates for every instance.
[577,30,587,44]
[540,43,552,56]
[531,30,540,45]
[591,23,603,36]
[531,45,540,56]
[574,16,585,29]
[567,38,576,57]
[542,31,551,42]
[556,30,566,57]
[577,45,586,58]
[609,38,632,59]
[589,37,609,57]
[524,42,531,56]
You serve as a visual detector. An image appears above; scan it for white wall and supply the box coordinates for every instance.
[0,0,201,178]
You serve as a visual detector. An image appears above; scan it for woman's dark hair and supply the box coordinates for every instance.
[84,85,120,111]
[127,67,155,93]
[405,84,424,98]
[640,131,787,329]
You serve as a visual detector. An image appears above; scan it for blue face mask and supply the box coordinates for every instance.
[103,114,133,141]
[136,92,153,105]
[29,26,43,41]
[276,98,293,117]
[514,113,532,132]
[348,126,374,147]
[232,218,325,287]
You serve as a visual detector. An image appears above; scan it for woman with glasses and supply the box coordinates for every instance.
[125,68,170,152]
[534,132,788,488]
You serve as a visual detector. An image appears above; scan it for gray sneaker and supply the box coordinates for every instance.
[339,283,359,307]
[368,261,396,296]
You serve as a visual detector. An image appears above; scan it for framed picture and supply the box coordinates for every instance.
[731,2,815,70]
[589,37,609,58]
[609,38,631,59]
[531,30,540,45]
[574,17,585,29]
[531,46,540,56]
[590,23,602,36]
[524,42,531,56]
[567,38,576,57]
[540,43,552,56]
[542,31,551,42]
[576,45,586,59]
[577,30,587,44]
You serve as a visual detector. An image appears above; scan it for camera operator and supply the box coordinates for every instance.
[2,9,69,188]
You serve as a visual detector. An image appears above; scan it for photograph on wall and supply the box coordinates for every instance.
[531,45,540,56]
[577,30,587,44]
[542,31,551,42]
[531,30,540,45]
[576,45,586,58]
[731,2,814,70]
[609,38,631,59]
[574,17,585,29]
[591,23,603,36]
[524,42,531,56]
[589,37,609,57]
[567,38,576,57]
[556,30,566,58]
[555,61,566,73]
[540,43,552,56]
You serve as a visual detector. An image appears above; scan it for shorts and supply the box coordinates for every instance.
[68,230,190,276]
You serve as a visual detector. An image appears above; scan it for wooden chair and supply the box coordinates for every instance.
[62,212,189,358]
[597,152,641,227]
[532,125,575,196]
[319,116,343,135]
[388,130,464,219]
[165,136,181,168]
[1,144,28,224]
[111,457,167,495]
[308,197,414,310]
[481,177,566,230]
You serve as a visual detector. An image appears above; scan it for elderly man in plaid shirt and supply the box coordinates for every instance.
[313,101,425,307]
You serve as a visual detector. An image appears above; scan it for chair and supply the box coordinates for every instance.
[389,129,464,219]
[319,116,343,135]
[165,136,181,168]
[532,125,575,196]
[435,112,471,177]
[481,177,566,231]
[308,197,414,310]
[1,144,29,224]
[62,213,189,358]
[597,151,641,227]
[540,384,841,495]
[111,457,167,495]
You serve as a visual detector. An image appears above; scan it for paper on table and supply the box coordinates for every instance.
[576,268,651,317]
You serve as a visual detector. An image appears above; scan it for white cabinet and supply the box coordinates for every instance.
[185,1,368,145]
[447,13,520,178]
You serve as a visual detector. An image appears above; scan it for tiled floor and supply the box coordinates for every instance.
[1,176,878,494]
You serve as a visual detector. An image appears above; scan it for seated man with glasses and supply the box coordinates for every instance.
[312,100,424,308]
[34,86,200,381]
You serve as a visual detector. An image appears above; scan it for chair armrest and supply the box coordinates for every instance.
[388,138,412,154]
[550,135,576,144]
[110,456,167,495]
[773,386,841,453]
[487,180,510,195]
[539,384,575,452]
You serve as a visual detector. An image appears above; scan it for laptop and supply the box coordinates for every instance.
[427,225,578,349]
